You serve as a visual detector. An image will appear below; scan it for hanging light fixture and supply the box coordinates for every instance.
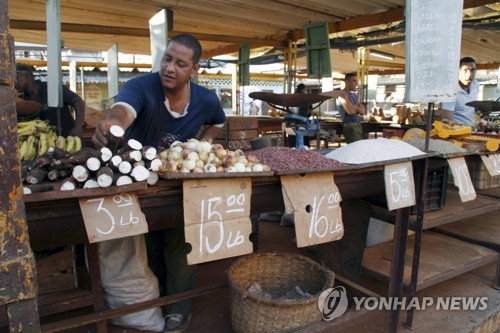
[370,50,395,61]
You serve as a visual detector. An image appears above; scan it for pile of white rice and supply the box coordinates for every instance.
[326,138,425,164]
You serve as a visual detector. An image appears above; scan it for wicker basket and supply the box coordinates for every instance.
[228,252,335,333]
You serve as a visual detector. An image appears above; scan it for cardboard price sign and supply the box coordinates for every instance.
[384,162,416,211]
[183,178,252,265]
[448,157,476,202]
[480,154,500,177]
[281,172,344,248]
[79,193,148,243]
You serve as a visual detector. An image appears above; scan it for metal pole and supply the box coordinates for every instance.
[404,102,434,328]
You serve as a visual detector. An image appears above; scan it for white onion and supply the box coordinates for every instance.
[252,164,264,172]
[187,151,199,161]
[204,163,217,173]
[198,140,212,154]
[182,159,196,171]
[234,162,246,172]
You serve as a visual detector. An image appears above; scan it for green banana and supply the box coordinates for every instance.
[38,132,48,156]
[47,132,57,148]
[57,136,67,150]
[19,139,29,161]
[25,136,38,161]
[74,136,82,152]
[65,136,75,153]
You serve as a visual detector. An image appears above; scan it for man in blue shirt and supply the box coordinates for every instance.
[93,34,226,332]
[336,73,365,143]
[441,57,479,126]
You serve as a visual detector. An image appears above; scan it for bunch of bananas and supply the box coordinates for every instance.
[18,120,82,161]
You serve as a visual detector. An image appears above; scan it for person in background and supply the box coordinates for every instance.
[15,63,86,137]
[287,83,312,148]
[92,34,226,333]
[441,57,479,126]
[336,72,365,143]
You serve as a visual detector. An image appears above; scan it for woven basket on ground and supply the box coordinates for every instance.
[228,252,335,333]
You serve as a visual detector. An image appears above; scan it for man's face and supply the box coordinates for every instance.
[458,62,476,87]
[15,70,32,93]
[159,41,200,91]
[345,76,358,91]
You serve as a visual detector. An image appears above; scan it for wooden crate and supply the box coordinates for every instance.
[36,248,76,294]
[214,116,260,151]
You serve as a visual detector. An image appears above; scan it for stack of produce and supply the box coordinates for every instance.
[422,120,499,152]
[403,138,466,155]
[325,138,425,164]
[22,125,160,193]
[18,120,82,161]
[157,139,270,174]
[247,147,344,171]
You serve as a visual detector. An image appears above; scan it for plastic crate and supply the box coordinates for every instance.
[382,128,406,139]
[466,155,500,190]
[411,159,449,214]
[368,159,448,214]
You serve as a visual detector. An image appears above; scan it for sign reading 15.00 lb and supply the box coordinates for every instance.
[183,178,253,265]
[79,193,148,243]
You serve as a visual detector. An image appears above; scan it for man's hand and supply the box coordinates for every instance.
[91,119,116,148]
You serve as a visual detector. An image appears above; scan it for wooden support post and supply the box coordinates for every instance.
[0,1,40,331]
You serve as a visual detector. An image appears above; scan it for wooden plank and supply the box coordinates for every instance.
[226,116,258,130]
[38,274,75,294]
[434,211,500,251]
[35,248,73,280]
[418,189,500,229]
[362,232,498,291]
[159,171,273,180]
[23,181,148,202]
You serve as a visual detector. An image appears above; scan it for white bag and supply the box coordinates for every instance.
[99,235,164,332]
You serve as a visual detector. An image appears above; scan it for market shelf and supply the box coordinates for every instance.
[361,231,498,291]
[0,288,94,327]
[415,189,500,230]
[433,210,500,252]
[370,188,500,231]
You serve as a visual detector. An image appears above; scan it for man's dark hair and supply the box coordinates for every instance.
[344,72,357,81]
[16,63,34,75]
[459,57,476,66]
[295,83,306,93]
[170,34,202,64]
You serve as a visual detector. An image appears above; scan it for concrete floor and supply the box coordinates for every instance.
[37,219,499,333]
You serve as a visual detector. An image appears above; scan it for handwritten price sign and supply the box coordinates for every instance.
[183,178,252,264]
[384,162,416,211]
[448,157,476,202]
[79,193,148,243]
[281,172,344,248]
[480,154,500,177]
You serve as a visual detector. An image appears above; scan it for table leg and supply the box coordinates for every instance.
[385,207,410,333]
[87,243,107,333]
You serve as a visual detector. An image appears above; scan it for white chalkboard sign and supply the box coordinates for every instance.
[448,157,476,202]
[405,0,464,103]
[281,172,344,248]
[183,178,253,265]
[480,154,500,177]
[79,193,148,243]
[384,162,416,211]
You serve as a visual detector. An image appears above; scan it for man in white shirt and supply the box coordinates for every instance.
[441,57,479,126]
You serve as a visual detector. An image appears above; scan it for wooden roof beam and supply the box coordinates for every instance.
[9,20,287,48]
[290,0,499,40]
